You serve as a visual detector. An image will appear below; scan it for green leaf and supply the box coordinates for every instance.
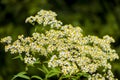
[47,73,57,78]
[72,78,77,80]
[12,55,20,60]
[11,72,30,80]
[31,75,43,80]
[16,75,30,80]
[17,72,27,75]
[61,74,71,79]
[12,54,24,61]
[43,61,48,64]
[46,72,58,78]
[19,53,24,61]
[37,68,46,73]
[42,64,49,74]
[77,72,89,78]
[46,68,60,78]
[76,73,83,77]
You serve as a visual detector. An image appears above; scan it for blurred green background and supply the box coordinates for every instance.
[0,0,120,80]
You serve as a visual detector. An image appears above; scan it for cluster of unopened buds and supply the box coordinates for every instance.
[1,10,119,80]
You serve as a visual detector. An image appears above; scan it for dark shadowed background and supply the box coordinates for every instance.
[0,0,120,80]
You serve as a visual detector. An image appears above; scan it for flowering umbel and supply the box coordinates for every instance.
[1,10,119,80]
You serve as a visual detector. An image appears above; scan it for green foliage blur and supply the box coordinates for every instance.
[0,0,120,80]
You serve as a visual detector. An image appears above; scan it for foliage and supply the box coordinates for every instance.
[1,10,119,80]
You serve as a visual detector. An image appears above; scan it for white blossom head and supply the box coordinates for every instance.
[1,10,119,80]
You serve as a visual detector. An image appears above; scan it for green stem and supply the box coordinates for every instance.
[58,74,63,80]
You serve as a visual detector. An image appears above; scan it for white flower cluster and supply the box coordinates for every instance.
[24,55,36,64]
[1,36,12,44]
[1,10,119,80]
[25,10,62,28]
